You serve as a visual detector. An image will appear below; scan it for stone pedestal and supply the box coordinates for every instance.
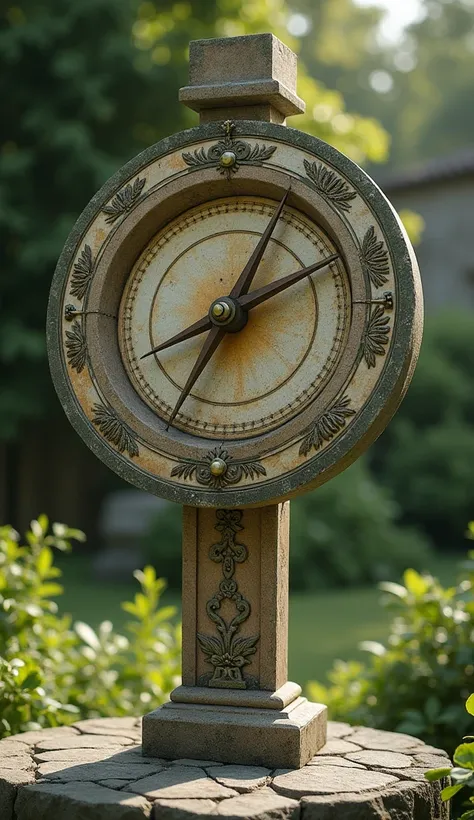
[2,718,450,819]
[143,505,327,768]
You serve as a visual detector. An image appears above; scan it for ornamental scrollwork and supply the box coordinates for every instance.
[70,244,93,302]
[91,402,139,458]
[197,509,259,690]
[102,176,146,224]
[362,303,390,368]
[299,395,356,457]
[361,226,390,288]
[182,120,277,180]
[303,159,356,213]
[170,445,266,490]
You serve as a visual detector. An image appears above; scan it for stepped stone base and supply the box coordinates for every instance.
[1,717,450,819]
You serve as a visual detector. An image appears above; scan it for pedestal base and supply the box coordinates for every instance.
[142,697,327,769]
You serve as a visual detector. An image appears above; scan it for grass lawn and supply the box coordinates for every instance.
[57,553,456,689]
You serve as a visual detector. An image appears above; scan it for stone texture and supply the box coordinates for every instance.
[35,734,135,751]
[345,750,413,769]
[307,756,366,769]
[15,781,151,819]
[153,798,218,817]
[73,718,141,740]
[326,722,353,740]
[316,739,362,755]
[216,788,299,818]
[2,719,449,820]
[272,765,399,798]
[129,767,238,800]
[7,727,79,744]
[413,753,452,768]
[37,761,162,782]
[209,765,271,793]
[348,729,420,752]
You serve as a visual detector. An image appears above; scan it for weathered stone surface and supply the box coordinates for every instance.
[0,770,35,820]
[345,750,413,769]
[302,784,416,820]
[316,739,362,755]
[33,746,138,764]
[15,781,151,819]
[153,798,218,817]
[0,739,29,755]
[37,760,161,782]
[413,754,452,768]
[307,756,366,769]
[348,729,420,752]
[326,722,353,739]
[271,765,398,798]
[129,767,238,800]
[100,779,134,789]
[209,765,270,793]
[0,755,34,771]
[380,768,436,782]
[216,788,299,818]
[73,718,141,740]
[7,727,79,744]
[35,734,135,751]
[172,759,222,768]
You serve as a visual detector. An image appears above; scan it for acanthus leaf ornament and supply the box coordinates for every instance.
[171,446,266,489]
[197,509,259,689]
[70,244,93,302]
[65,320,87,373]
[303,159,356,213]
[299,395,356,457]
[362,304,391,368]
[361,226,390,288]
[102,176,146,224]
[92,402,139,458]
[182,120,277,180]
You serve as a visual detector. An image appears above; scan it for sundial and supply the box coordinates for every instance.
[48,34,422,768]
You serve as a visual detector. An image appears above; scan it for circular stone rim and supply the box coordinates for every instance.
[47,120,423,508]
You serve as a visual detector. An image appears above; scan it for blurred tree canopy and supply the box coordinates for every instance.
[0,0,389,439]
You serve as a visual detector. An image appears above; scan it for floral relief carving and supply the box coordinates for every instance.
[65,320,87,373]
[171,446,266,490]
[92,402,139,458]
[102,176,146,224]
[197,509,259,689]
[182,120,277,180]
[303,160,356,213]
[362,304,391,368]
[361,226,390,288]
[299,395,356,457]
[70,244,93,302]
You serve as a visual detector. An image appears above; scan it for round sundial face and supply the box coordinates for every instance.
[48,120,422,507]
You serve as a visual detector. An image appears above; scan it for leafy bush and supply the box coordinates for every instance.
[0,517,180,738]
[308,546,474,753]
[146,459,432,591]
[371,312,474,549]
[426,695,474,818]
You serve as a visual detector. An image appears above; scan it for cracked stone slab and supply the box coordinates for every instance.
[301,783,419,820]
[73,718,142,741]
[33,747,140,764]
[7,727,80,745]
[271,765,399,798]
[307,756,366,769]
[216,788,299,818]
[348,729,421,753]
[413,754,452,768]
[37,761,162,782]
[315,739,362,755]
[379,767,437,782]
[327,722,354,739]
[0,739,30,756]
[129,766,238,800]
[100,779,136,789]
[34,734,135,751]
[0,769,35,820]
[172,759,222,768]
[209,765,271,793]
[15,781,152,819]
[153,798,218,817]
[345,750,413,769]
[0,756,35,771]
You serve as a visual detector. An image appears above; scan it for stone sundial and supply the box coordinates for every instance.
[48,33,423,768]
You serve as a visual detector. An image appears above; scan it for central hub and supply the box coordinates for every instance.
[208,296,247,333]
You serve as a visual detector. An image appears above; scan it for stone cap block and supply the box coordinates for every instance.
[179,34,305,117]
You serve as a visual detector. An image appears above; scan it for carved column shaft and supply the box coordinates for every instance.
[180,504,290,699]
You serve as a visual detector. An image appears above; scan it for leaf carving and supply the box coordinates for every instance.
[197,633,224,657]
[299,395,356,457]
[361,226,389,287]
[102,177,146,224]
[171,446,266,489]
[231,635,259,658]
[65,320,87,373]
[362,304,390,368]
[182,120,276,179]
[304,160,356,212]
[91,402,139,458]
[70,245,93,301]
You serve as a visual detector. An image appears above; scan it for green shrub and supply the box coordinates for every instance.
[0,517,180,737]
[426,695,474,818]
[289,458,431,589]
[146,459,432,591]
[371,312,474,549]
[308,548,474,753]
